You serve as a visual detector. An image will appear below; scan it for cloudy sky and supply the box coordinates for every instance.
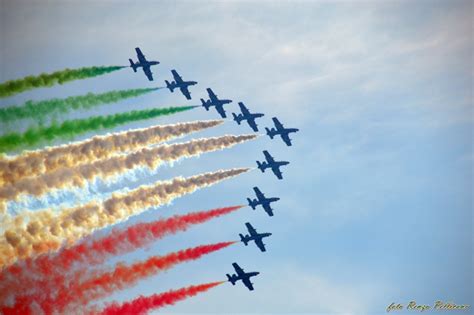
[1,0,472,314]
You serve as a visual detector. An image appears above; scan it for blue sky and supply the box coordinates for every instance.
[0,0,472,314]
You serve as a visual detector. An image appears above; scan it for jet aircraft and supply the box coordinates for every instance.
[226,263,260,291]
[247,186,280,217]
[200,88,232,118]
[240,222,272,252]
[232,102,264,132]
[165,70,197,100]
[129,47,160,81]
[265,117,299,146]
[256,150,289,180]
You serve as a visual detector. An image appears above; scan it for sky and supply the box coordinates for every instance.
[0,0,472,314]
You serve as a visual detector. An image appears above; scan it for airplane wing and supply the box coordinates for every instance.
[272,166,283,180]
[180,87,192,100]
[263,150,274,163]
[254,238,266,252]
[272,117,284,130]
[281,133,292,146]
[262,204,274,216]
[171,70,183,83]
[215,104,227,118]
[245,222,257,235]
[232,262,244,275]
[238,102,250,115]
[142,66,154,81]
[253,187,265,200]
[242,277,254,291]
[135,47,147,63]
[207,88,218,102]
[247,118,259,132]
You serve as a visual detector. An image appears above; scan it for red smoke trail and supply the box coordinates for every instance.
[0,206,242,303]
[51,242,235,312]
[0,296,33,315]
[100,281,225,315]
[6,242,235,314]
[56,205,242,270]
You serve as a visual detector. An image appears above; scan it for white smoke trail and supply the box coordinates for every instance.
[0,135,255,212]
[0,120,223,186]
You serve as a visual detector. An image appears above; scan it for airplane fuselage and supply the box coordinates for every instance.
[175,81,197,89]
[248,197,279,209]
[235,113,263,123]
[257,159,289,180]
[206,99,231,107]
[166,80,197,92]
[267,128,298,138]
[136,60,159,68]
[201,99,232,118]
[240,233,272,245]
[258,161,289,172]
[267,197,280,203]
[227,272,260,285]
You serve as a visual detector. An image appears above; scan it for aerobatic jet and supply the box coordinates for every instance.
[265,117,299,146]
[247,186,280,217]
[256,150,289,180]
[200,88,232,118]
[232,102,264,132]
[226,263,260,291]
[165,70,197,100]
[240,222,272,252]
[129,47,160,81]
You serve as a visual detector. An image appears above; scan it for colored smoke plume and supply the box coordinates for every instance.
[0,66,125,98]
[0,87,159,123]
[0,105,196,153]
[99,281,224,315]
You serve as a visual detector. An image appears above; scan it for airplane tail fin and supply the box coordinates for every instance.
[201,98,210,110]
[226,274,236,285]
[239,234,249,245]
[256,161,265,172]
[265,127,274,139]
[165,80,174,92]
[129,59,137,72]
[232,113,241,124]
[247,198,256,209]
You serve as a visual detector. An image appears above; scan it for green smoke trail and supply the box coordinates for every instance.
[0,66,125,98]
[0,88,160,123]
[0,106,196,153]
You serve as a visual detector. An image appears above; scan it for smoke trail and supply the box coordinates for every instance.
[48,242,235,313]
[0,88,160,123]
[99,281,224,315]
[0,135,255,207]
[0,120,223,186]
[0,168,249,266]
[0,206,242,303]
[0,106,196,153]
[0,296,32,315]
[1,279,225,315]
[0,66,125,98]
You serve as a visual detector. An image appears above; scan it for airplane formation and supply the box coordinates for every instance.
[129,47,299,292]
